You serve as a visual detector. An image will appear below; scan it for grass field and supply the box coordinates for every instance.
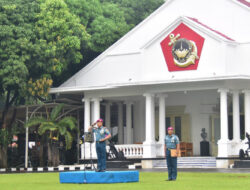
[0,171,250,190]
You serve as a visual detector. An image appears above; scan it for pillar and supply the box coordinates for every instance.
[232,90,241,142]
[105,102,111,132]
[118,102,124,144]
[91,101,95,124]
[244,90,250,139]
[143,93,156,158]
[89,97,100,159]
[217,89,230,168]
[84,98,91,132]
[219,89,229,142]
[126,101,133,144]
[92,98,101,122]
[145,94,155,143]
[159,95,167,144]
[158,94,167,157]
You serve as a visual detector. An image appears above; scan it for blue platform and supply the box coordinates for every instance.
[59,170,139,184]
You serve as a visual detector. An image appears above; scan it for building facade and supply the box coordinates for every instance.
[50,0,250,168]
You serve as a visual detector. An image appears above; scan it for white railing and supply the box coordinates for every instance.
[81,143,144,159]
[112,144,144,158]
[81,143,166,159]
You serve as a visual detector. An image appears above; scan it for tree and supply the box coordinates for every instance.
[65,0,130,52]
[0,0,37,128]
[100,0,165,26]
[88,2,130,52]
[0,0,88,167]
[0,0,89,129]
[33,0,89,76]
[65,0,102,28]
[0,0,40,168]
[25,104,78,166]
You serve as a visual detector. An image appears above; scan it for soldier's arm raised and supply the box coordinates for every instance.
[88,122,96,132]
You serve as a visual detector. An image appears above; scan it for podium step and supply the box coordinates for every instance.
[234,160,250,168]
[153,157,216,168]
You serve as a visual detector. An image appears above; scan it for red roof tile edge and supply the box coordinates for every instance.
[237,0,250,8]
[187,17,235,41]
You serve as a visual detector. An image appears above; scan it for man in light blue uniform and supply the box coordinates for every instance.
[165,126,180,181]
[89,118,111,172]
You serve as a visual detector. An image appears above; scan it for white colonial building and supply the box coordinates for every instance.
[50,0,250,168]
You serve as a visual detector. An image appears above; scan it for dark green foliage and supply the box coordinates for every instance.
[100,0,165,26]
[34,0,89,76]
[0,0,39,96]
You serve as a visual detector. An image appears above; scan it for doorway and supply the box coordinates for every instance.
[165,114,191,142]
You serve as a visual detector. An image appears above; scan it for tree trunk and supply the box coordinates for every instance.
[51,143,59,166]
[1,90,18,130]
[47,142,52,166]
[39,144,44,167]
[47,142,59,166]
[0,145,7,168]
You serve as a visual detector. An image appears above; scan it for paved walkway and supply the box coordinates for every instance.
[140,168,250,173]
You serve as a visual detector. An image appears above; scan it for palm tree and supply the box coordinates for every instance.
[25,104,78,166]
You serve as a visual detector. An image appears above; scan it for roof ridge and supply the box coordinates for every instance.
[237,0,250,7]
[186,17,235,41]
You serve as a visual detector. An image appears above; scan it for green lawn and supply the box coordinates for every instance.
[0,172,250,190]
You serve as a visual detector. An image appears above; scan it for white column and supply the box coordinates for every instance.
[217,89,229,158]
[83,98,91,132]
[118,102,124,144]
[92,98,101,122]
[126,101,133,144]
[219,89,229,141]
[89,98,101,159]
[244,90,250,138]
[158,94,167,157]
[91,101,95,124]
[159,95,167,144]
[76,110,80,164]
[143,93,156,158]
[105,102,111,132]
[232,90,241,142]
[145,94,155,143]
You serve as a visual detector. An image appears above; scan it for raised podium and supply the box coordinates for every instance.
[60,170,139,184]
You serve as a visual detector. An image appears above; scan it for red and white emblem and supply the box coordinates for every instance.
[160,23,205,72]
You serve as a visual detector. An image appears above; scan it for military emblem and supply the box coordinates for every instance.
[160,23,205,72]
[168,33,199,68]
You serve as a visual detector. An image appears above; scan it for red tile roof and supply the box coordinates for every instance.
[237,0,250,7]
[187,17,235,41]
